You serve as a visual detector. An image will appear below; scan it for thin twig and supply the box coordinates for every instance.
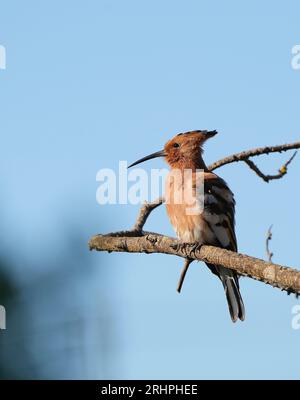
[266,225,274,262]
[132,196,165,232]
[243,151,297,183]
[177,259,193,293]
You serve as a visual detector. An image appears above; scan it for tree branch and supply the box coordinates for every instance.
[132,196,164,232]
[208,141,300,171]
[89,232,300,295]
[90,139,300,296]
[243,151,297,183]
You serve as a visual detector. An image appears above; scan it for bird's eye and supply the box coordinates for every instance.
[173,143,180,148]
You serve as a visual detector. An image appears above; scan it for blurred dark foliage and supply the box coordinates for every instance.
[0,262,19,379]
[0,233,116,380]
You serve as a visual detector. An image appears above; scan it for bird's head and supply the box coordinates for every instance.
[128,130,217,169]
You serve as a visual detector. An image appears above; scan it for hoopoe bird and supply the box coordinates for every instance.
[128,130,245,322]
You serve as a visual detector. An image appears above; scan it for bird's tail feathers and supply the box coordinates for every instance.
[218,267,245,323]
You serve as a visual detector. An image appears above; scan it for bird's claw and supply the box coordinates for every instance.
[171,242,189,254]
[171,242,202,257]
[190,243,202,257]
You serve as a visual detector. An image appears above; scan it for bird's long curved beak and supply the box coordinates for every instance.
[128,150,166,168]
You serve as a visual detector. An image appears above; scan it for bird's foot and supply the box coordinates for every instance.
[190,242,203,258]
[171,241,191,256]
[171,241,202,258]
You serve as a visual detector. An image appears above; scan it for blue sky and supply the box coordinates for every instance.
[1,0,300,379]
